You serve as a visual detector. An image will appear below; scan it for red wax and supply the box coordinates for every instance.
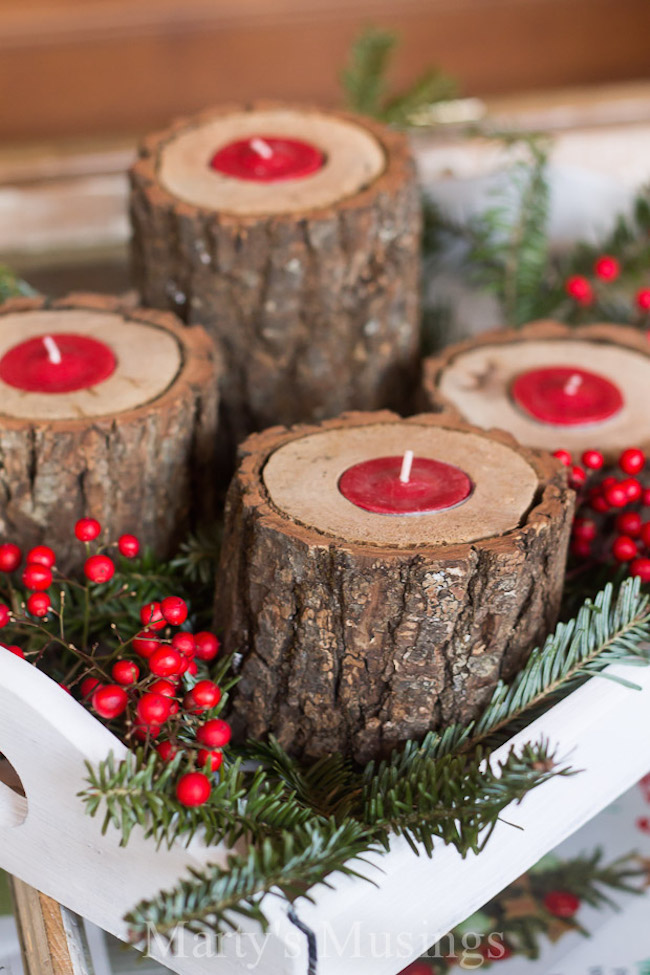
[338,456,473,515]
[210,135,324,182]
[511,366,623,426]
[0,334,116,393]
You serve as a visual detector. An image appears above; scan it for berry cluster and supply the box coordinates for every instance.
[564,254,650,316]
[0,519,228,808]
[553,446,650,580]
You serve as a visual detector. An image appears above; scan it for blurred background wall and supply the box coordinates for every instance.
[2,0,650,143]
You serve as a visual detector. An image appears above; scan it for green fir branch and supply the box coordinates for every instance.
[341,27,457,125]
[341,28,397,118]
[0,265,38,301]
[360,739,564,856]
[125,820,377,943]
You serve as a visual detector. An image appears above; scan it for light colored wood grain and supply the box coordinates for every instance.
[9,878,92,975]
[262,421,538,547]
[158,108,385,215]
[0,308,181,420]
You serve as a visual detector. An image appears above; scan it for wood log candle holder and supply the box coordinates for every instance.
[0,294,220,570]
[421,321,650,462]
[216,411,575,763]
[129,103,421,454]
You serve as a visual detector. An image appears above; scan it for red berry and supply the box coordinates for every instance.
[620,447,645,475]
[176,771,211,807]
[0,543,21,573]
[80,676,101,697]
[184,680,221,712]
[112,660,140,685]
[636,288,650,312]
[197,718,231,748]
[581,449,604,470]
[26,592,50,617]
[118,534,140,558]
[630,557,650,582]
[132,630,163,658]
[572,517,597,541]
[149,679,177,698]
[26,545,56,568]
[156,741,178,762]
[194,632,220,662]
[613,535,637,562]
[590,493,610,513]
[0,604,10,627]
[594,255,619,281]
[92,685,128,719]
[149,647,183,678]
[643,488,650,507]
[22,562,52,591]
[84,554,115,584]
[565,275,593,305]
[187,660,198,676]
[5,645,25,658]
[569,466,587,489]
[543,890,581,918]
[604,483,628,508]
[176,655,191,676]
[399,965,432,975]
[622,477,642,502]
[552,449,572,467]
[137,692,172,725]
[161,596,188,627]
[617,511,642,537]
[140,601,166,631]
[133,723,162,741]
[197,748,223,771]
[75,517,101,541]
[171,632,196,658]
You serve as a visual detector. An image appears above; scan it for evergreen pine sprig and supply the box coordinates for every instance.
[341,28,457,125]
[125,820,377,943]
[80,750,316,851]
[360,740,563,856]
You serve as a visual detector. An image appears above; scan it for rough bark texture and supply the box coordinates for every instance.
[216,411,575,763]
[421,320,650,463]
[129,103,422,459]
[0,294,220,572]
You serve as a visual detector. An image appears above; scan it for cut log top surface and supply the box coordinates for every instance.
[262,421,539,548]
[424,321,650,459]
[0,300,185,421]
[156,107,386,216]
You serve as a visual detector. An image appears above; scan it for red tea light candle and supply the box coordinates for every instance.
[338,449,473,515]
[511,366,624,426]
[0,333,116,394]
[210,135,324,182]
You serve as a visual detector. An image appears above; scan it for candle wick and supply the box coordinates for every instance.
[564,373,583,396]
[249,137,274,160]
[399,450,414,484]
[42,335,62,365]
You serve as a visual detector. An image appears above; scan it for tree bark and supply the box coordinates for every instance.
[129,103,422,458]
[216,411,575,763]
[0,294,220,571]
[421,320,650,463]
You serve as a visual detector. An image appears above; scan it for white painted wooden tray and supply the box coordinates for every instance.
[1,649,650,975]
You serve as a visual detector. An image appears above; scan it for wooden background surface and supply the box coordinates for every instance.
[1,0,650,142]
